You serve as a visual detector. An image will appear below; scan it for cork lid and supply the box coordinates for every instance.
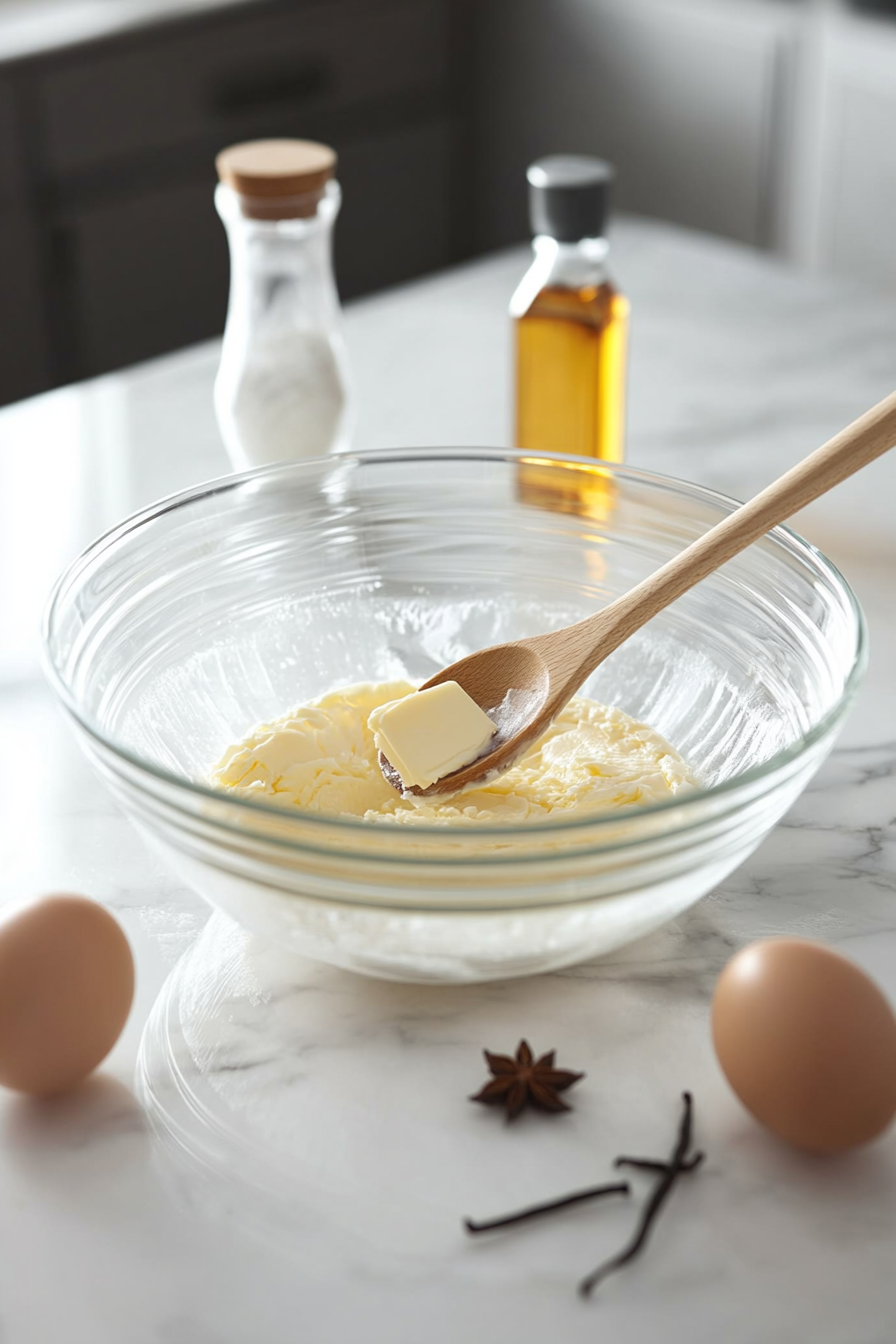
[215,139,337,220]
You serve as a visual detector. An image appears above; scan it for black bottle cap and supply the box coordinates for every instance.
[527,155,614,242]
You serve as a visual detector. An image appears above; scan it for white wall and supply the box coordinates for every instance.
[473,0,799,251]
[472,0,896,288]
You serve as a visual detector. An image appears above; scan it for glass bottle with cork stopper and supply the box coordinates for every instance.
[512,155,629,516]
[214,138,352,470]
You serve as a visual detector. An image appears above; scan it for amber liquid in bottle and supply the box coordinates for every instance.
[515,278,629,518]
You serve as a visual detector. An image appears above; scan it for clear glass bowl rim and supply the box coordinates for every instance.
[41,447,868,847]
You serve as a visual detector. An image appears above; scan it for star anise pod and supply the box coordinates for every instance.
[470,1040,584,1120]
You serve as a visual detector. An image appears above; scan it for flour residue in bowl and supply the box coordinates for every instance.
[208,681,696,825]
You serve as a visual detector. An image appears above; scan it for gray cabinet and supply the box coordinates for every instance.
[0,77,51,402]
[0,213,51,404]
[796,13,896,285]
[56,177,231,376]
[34,0,450,177]
[336,119,456,296]
[474,0,797,252]
[0,0,473,402]
[474,0,896,290]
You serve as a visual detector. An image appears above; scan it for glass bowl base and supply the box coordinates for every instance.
[136,910,693,1270]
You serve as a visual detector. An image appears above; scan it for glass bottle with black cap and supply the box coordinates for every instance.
[511,155,629,515]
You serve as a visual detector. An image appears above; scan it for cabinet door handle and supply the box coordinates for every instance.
[213,59,333,116]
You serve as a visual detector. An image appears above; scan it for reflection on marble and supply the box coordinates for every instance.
[135,739,896,1332]
[2,1075,148,1167]
[134,862,896,1337]
[2,220,896,1341]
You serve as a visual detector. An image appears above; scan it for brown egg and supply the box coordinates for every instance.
[0,894,134,1096]
[712,938,896,1154]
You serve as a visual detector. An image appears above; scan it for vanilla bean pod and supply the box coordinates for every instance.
[464,1180,630,1235]
[578,1091,704,1298]
[614,1154,703,1176]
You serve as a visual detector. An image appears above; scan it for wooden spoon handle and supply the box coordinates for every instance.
[572,388,896,679]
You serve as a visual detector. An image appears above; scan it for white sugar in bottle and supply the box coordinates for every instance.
[214,139,353,469]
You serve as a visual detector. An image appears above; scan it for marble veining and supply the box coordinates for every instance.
[1,220,895,1342]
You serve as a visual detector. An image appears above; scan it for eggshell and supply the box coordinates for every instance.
[712,938,896,1154]
[0,894,134,1096]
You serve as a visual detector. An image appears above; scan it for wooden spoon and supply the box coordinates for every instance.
[381,390,896,797]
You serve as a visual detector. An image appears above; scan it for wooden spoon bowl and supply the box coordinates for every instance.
[387,390,896,797]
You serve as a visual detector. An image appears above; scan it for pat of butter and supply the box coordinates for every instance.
[367,681,496,791]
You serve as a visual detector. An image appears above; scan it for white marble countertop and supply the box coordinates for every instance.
[1,217,895,1342]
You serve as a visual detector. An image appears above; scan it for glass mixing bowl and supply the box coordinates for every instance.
[43,449,865,983]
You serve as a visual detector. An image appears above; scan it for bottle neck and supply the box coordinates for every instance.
[535,233,609,282]
[216,181,342,338]
[510,234,610,318]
